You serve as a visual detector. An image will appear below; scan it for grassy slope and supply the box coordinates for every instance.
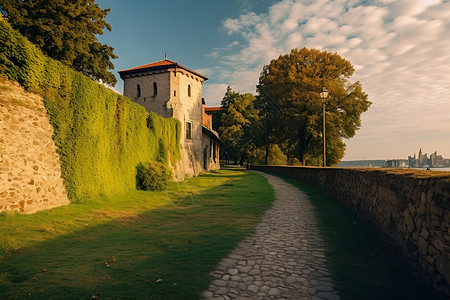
[279,175,443,300]
[0,170,274,300]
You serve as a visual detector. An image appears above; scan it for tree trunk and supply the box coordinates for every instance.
[297,126,312,166]
[239,153,246,166]
[265,145,270,165]
[299,152,306,166]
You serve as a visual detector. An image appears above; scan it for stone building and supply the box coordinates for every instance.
[118,59,220,179]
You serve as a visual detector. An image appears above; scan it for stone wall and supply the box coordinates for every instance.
[251,165,450,296]
[0,78,69,213]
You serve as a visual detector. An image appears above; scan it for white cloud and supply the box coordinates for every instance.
[223,18,242,34]
[391,0,433,17]
[303,17,338,34]
[207,0,450,160]
[194,68,212,78]
[202,83,229,107]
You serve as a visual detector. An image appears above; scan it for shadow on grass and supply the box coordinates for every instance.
[277,175,443,300]
[0,170,274,300]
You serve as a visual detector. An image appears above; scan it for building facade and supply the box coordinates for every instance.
[118,59,220,179]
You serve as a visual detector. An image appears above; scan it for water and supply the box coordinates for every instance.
[338,166,450,172]
[412,167,450,172]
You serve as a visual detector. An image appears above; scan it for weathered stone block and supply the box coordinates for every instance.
[417,203,426,215]
[431,205,444,218]
[434,237,444,252]
[436,256,450,282]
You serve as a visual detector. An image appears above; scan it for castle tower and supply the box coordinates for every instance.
[118,59,218,178]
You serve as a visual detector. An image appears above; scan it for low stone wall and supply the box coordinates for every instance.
[0,79,69,213]
[251,165,450,296]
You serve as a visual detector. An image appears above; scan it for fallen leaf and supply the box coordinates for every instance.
[91,296,98,299]
[155,278,162,283]
[42,268,48,272]
[173,283,177,286]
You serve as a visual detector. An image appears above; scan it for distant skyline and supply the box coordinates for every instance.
[96,0,450,161]
[344,148,450,161]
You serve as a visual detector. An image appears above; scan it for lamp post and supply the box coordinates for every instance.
[319,87,329,167]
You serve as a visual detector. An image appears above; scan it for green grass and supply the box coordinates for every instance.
[0,170,274,300]
[278,175,442,300]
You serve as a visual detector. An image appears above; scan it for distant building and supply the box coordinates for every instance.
[118,59,220,179]
[430,151,445,167]
[408,149,449,168]
[383,160,408,168]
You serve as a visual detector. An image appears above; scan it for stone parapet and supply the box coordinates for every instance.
[0,79,69,213]
[251,165,450,296]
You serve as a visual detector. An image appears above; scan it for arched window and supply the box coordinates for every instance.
[188,84,191,97]
[137,84,141,97]
[153,82,157,96]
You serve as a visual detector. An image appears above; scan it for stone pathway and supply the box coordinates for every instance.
[201,172,340,300]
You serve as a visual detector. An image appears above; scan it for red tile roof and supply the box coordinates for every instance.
[118,59,208,80]
[205,106,222,113]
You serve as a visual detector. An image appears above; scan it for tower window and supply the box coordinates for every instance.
[153,82,157,96]
[186,121,192,139]
[137,84,141,97]
[188,84,191,97]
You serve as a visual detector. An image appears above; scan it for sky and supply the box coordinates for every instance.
[96,0,450,161]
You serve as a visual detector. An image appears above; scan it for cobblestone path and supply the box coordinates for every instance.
[201,172,340,300]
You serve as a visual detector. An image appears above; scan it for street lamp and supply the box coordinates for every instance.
[319,87,329,167]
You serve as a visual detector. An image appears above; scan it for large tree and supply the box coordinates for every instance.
[218,87,262,165]
[1,0,117,85]
[257,48,371,166]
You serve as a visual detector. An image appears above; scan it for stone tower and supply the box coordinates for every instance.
[118,59,210,178]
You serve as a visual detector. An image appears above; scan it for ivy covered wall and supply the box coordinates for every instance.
[0,17,181,200]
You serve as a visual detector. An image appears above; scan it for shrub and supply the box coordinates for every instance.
[136,161,173,191]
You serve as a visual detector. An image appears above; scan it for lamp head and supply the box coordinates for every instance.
[319,87,329,100]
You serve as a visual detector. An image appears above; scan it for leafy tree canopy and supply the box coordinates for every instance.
[257,48,371,166]
[218,87,263,165]
[1,0,117,85]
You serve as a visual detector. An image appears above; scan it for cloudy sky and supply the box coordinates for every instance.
[97,0,449,161]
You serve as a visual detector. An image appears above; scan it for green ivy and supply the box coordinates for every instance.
[0,17,181,200]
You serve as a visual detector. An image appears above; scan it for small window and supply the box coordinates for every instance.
[186,121,192,139]
[174,90,176,96]
[188,84,191,97]
[137,84,141,98]
[153,82,157,96]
